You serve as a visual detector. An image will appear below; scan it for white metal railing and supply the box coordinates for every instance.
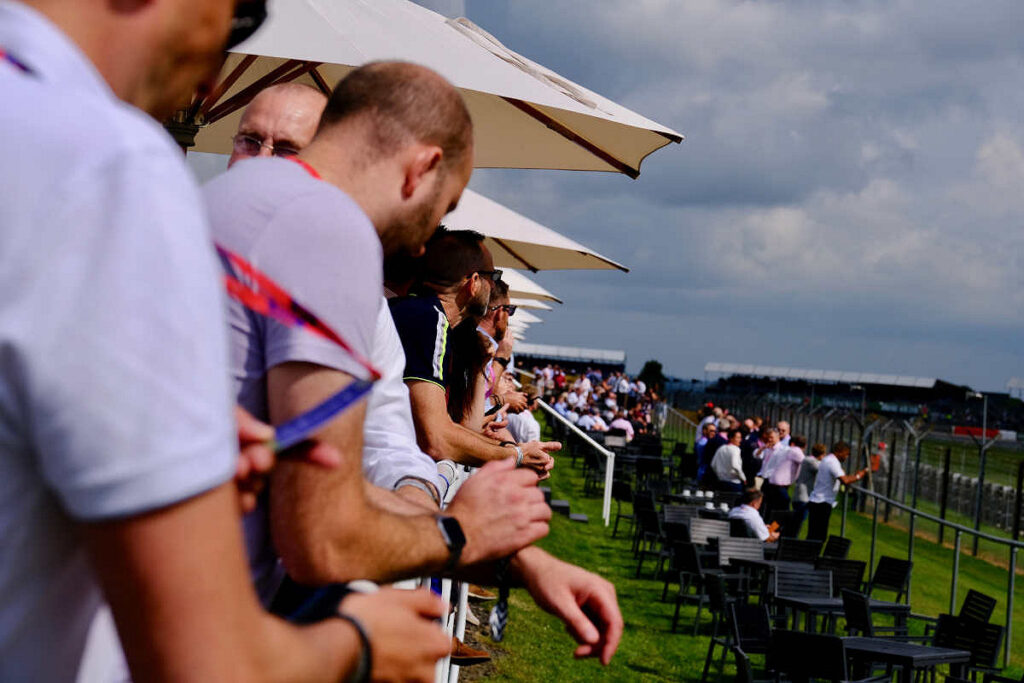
[535,399,615,525]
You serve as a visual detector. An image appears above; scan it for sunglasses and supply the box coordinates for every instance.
[232,133,300,158]
[475,269,503,283]
[488,304,517,316]
[225,0,268,51]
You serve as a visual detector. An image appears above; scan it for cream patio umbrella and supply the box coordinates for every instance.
[501,269,561,305]
[173,0,681,177]
[510,297,552,312]
[445,190,627,273]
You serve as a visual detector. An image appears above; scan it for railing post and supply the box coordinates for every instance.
[907,510,916,604]
[870,494,879,577]
[841,489,848,537]
[1014,460,1024,542]
[973,441,988,556]
[911,438,923,508]
[1006,547,1017,669]
[950,530,962,615]
[602,452,615,527]
[939,447,952,545]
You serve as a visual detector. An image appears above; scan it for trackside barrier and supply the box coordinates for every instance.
[536,399,615,526]
[843,484,1023,668]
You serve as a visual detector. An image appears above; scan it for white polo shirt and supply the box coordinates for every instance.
[809,453,847,506]
[0,2,236,679]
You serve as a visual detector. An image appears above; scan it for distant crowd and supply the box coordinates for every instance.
[540,366,658,442]
[694,405,870,542]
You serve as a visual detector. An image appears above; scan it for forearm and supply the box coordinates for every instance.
[367,479,437,515]
[427,420,514,467]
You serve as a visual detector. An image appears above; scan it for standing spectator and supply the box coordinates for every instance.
[777,420,792,446]
[711,429,747,492]
[694,423,717,482]
[763,435,806,516]
[701,426,728,485]
[793,443,826,536]
[807,442,869,541]
[754,428,781,489]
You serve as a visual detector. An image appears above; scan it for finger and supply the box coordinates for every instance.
[304,441,342,468]
[238,491,257,514]
[541,441,563,452]
[243,443,275,475]
[589,589,623,665]
[405,589,446,619]
[526,520,550,542]
[235,405,274,443]
[574,642,596,659]
[530,502,553,522]
[559,598,601,646]
[235,455,251,480]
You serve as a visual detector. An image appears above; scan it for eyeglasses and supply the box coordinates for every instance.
[488,304,517,316]
[475,269,503,283]
[225,0,268,51]
[232,133,300,158]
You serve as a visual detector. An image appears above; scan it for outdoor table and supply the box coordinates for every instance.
[843,636,969,683]
[774,596,911,634]
[728,558,816,603]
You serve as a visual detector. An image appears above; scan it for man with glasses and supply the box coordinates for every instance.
[0,1,451,681]
[478,279,529,416]
[228,82,327,168]
[391,228,557,476]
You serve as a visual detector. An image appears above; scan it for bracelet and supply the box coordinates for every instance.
[513,446,524,468]
[334,613,372,683]
[494,356,510,368]
[395,476,441,507]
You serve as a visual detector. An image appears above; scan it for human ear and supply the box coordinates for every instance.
[401,146,443,199]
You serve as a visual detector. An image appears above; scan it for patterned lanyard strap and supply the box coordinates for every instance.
[0,47,33,74]
[216,243,382,451]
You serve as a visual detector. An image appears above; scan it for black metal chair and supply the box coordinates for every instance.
[610,479,634,538]
[865,555,912,603]
[690,518,731,546]
[773,567,832,630]
[771,629,891,683]
[815,557,866,596]
[821,534,853,559]
[699,574,737,681]
[767,510,800,538]
[776,537,823,563]
[672,542,724,634]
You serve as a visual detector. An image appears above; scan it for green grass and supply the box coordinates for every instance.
[460,420,1024,681]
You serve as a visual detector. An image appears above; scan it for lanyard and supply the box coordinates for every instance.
[216,243,381,451]
[0,47,32,74]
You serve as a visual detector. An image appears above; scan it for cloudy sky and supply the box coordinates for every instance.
[415,0,1024,392]
[193,1,1024,392]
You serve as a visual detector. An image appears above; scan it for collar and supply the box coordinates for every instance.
[0,1,114,98]
[477,326,497,352]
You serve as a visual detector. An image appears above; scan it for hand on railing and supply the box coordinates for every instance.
[445,458,551,567]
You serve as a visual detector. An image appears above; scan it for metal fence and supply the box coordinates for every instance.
[841,484,1022,669]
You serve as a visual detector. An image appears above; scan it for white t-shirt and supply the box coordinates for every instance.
[362,298,445,493]
[0,3,236,678]
[809,453,846,505]
[507,410,541,444]
[205,157,381,604]
[728,504,771,541]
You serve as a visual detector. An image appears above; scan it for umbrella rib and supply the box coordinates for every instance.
[309,67,332,95]
[194,54,258,120]
[205,60,322,124]
[493,238,539,273]
[501,96,640,179]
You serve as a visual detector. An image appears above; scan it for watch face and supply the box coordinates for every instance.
[439,515,466,549]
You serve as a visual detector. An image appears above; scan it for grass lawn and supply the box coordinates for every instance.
[460,422,1024,681]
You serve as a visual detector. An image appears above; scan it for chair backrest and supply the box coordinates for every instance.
[706,573,732,614]
[771,629,850,682]
[840,588,875,636]
[663,521,691,544]
[821,534,852,559]
[604,433,628,449]
[768,510,800,538]
[728,602,772,654]
[730,517,756,538]
[967,620,1005,670]
[664,504,699,525]
[867,555,912,602]
[677,542,704,575]
[814,558,866,597]
[611,479,633,503]
[776,538,823,563]
[718,537,765,568]
[672,441,689,457]
[959,588,997,623]
[689,518,730,545]
[775,568,832,600]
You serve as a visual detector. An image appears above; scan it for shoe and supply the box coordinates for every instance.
[463,605,480,627]
[450,636,490,666]
[467,584,496,601]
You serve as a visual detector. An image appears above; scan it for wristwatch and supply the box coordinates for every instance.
[494,356,510,368]
[436,515,466,572]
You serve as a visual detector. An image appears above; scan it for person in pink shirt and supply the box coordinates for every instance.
[763,435,807,516]
[608,411,634,441]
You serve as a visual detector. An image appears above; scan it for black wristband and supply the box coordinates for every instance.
[499,441,516,447]
[335,613,372,683]
[494,356,510,368]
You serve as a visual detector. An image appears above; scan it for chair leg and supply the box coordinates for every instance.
[692,594,705,636]
[672,598,682,633]
[700,637,718,683]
